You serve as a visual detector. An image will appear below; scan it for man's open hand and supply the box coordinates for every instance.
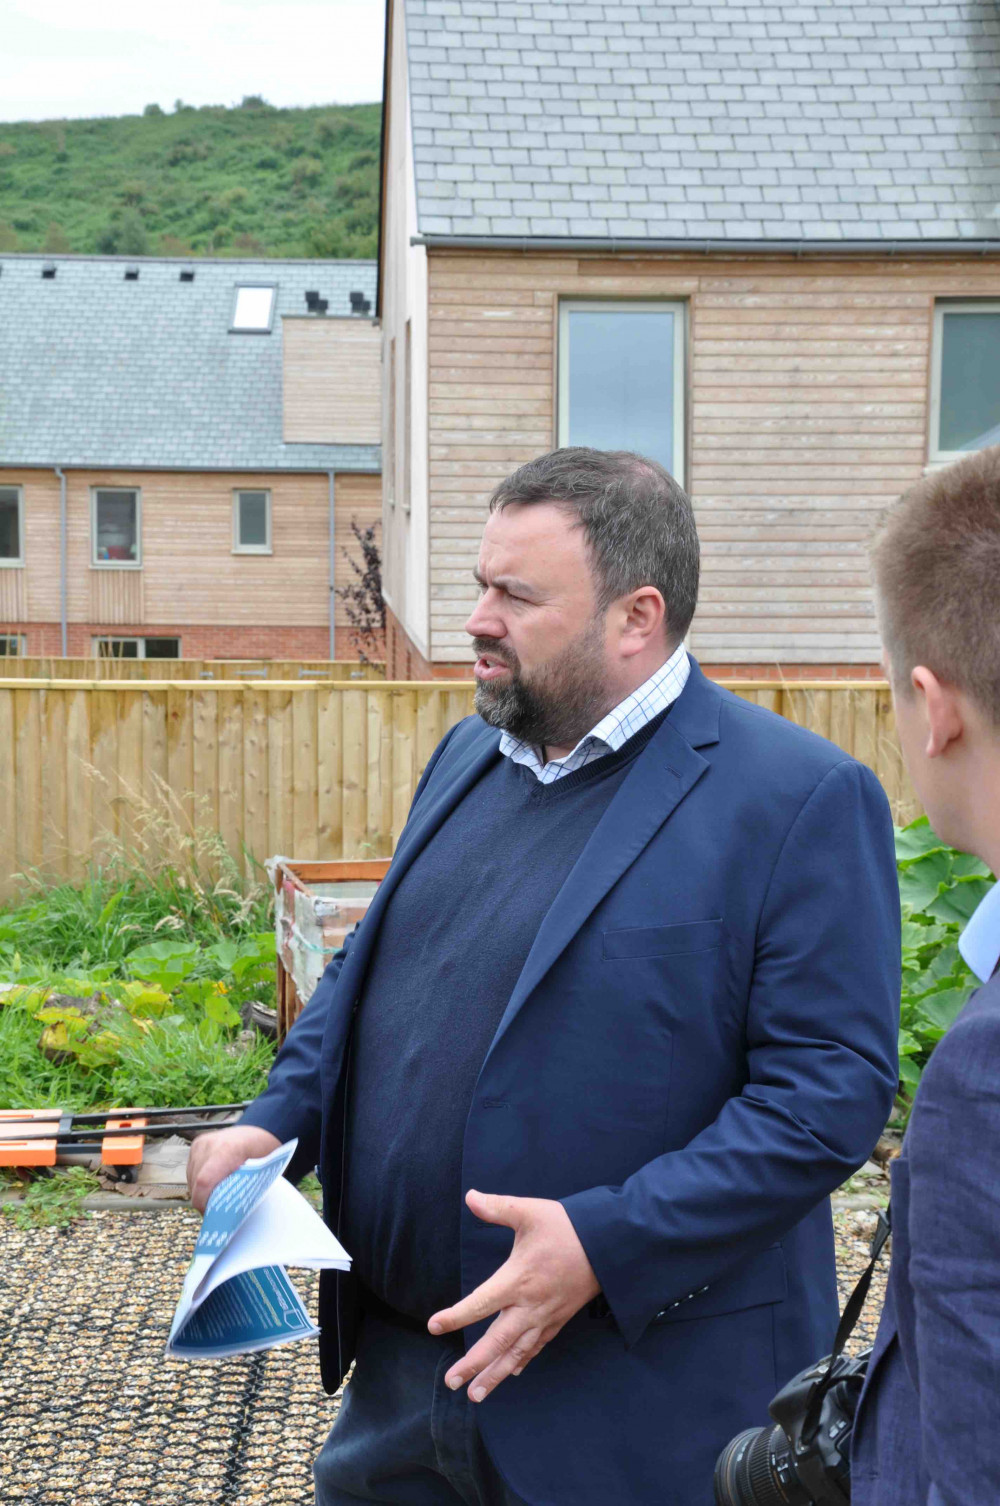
[185,1125,281,1212]
[428,1189,600,1403]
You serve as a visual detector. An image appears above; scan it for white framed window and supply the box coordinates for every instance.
[558,300,687,482]
[0,486,24,566]
[92,488,141,567]
[231,284,276,333]
[233,489,272,553]
[93,637,180,659]
[0,634,24,656]
[930,301,1000,461]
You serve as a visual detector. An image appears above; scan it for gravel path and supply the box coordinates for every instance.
[0,1207,888,1506]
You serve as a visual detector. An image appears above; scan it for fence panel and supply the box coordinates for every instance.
[0,658,384,681]
[0,678,916,901]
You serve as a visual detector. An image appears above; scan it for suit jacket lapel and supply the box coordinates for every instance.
[487,661,723,1054]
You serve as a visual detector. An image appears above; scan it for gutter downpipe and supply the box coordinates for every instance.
[328,470,336,662]
[54,467,67,655]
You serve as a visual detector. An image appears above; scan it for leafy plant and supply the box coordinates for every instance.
[336,519,385,666]
[1,1166,100,1229]
[895,816,994,1116]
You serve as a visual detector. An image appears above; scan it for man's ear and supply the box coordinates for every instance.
[618,587,667,657]
[912,665,964,758]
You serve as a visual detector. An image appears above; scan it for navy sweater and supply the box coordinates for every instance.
[341,712,668,1321]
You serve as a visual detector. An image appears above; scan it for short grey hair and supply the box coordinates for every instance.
[488,448,700,643]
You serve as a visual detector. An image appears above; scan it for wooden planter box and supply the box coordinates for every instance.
[268,858,390,1041]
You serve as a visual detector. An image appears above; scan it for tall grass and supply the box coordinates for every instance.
[0,795,278,1111]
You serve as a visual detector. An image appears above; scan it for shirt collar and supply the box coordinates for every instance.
[498,643,690,779]
[959,878,1000,983]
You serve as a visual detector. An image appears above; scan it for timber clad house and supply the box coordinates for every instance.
[0,256,380,660]
[377,0,1000,680]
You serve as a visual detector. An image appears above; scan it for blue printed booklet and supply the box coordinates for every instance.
[167,1140,350,1359]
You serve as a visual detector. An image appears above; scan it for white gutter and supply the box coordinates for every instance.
[411,235,1000,256]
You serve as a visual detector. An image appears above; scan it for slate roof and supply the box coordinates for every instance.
[404,0,1000,243]
[0,256,380,471]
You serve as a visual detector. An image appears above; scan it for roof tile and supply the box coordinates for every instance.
[406,0,1000,241]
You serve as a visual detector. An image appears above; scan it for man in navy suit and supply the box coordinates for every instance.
[852,444,1000,1505]
[189,448,900,1506]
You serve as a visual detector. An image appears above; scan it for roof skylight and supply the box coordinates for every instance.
[231,284,276,333]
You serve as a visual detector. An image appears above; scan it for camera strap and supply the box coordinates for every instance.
[801,1202,892,1444]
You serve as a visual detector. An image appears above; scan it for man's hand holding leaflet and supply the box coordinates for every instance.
[169,1139,350,1359]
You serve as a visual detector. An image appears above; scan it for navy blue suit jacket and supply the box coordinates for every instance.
[243,661,900,1506]
[852,972,1000,1506]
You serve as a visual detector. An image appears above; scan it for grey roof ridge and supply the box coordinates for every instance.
[0,251,376,267]
[412,234,1000,256]
[2,455,381,472]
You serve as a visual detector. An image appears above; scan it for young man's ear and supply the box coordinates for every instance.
[911,665,964,758]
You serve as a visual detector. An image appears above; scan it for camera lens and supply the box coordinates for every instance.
[713,1424,811,1506]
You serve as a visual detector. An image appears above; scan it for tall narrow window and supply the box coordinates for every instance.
[403,320,412,513]
[558,301,686,479]
[233,490,272,553]
[92,488,140,565]
[385,336,397,506]
[931,302,1000,459]
[0,487,23,564]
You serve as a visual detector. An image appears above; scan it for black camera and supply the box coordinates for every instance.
[714,1207,890,1506]
[713,1346,870,1505]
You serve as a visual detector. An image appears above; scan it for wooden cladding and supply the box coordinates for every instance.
[89,568,144,625]
[283,317,381,445]
[0,676,915,902]
[0,467,381,634]
[420,249,1000,665]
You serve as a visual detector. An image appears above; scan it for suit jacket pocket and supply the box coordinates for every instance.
[651,1243,787,1325]
[603,918,723,961]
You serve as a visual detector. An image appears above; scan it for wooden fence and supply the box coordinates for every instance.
[0,658,384,681]
[0,678,915,901]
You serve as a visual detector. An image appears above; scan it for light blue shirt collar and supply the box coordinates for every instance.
[959,878,1000,983]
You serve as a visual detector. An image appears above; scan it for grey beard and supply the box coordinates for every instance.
[473,619,612,749]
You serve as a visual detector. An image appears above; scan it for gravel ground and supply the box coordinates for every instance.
[0,1207,888,1506]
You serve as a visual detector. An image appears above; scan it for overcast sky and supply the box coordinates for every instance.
[3,0,384,122]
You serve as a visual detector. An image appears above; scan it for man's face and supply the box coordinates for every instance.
[464,502,614,749]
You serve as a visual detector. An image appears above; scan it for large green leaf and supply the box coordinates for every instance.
[894,817,947,865]
[897,850,954,911]
[926,876,995,924]
[918,987,973,1032]
[951,853,993,879]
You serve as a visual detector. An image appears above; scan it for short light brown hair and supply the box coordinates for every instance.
[872,444,1000,723]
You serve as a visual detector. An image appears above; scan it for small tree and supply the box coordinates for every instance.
[336,520,384,666]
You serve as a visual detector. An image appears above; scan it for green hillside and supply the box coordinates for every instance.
[0,98,381,260]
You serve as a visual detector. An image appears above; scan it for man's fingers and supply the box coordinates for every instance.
[462,1328,544,1402]
[443,1313,541,1396]
[428,1267,514,1335]
[184,1126,281,1213]
[464,1188,525,1229]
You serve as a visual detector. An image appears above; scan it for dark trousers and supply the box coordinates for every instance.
[314,1312,527,1506]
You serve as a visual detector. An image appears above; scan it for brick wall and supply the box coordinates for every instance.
[0,622,365,661]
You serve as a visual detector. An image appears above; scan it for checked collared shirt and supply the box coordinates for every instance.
[498,642,690,785]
